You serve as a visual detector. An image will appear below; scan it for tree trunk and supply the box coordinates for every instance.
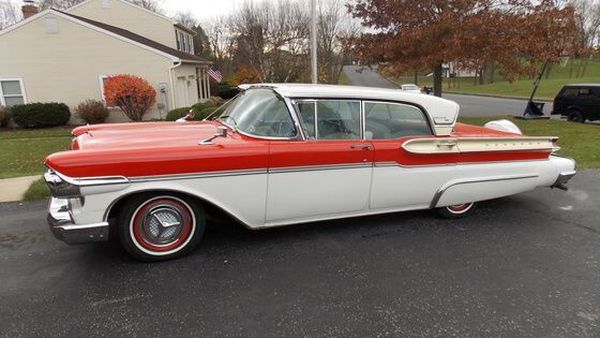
[433,63,443,97]
[414,71,418,85]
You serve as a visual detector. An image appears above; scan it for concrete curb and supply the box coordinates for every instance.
[0,175,41,203]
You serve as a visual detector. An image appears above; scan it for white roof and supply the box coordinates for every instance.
[239,83,460,136]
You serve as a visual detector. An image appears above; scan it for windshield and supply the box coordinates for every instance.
[207,89,297,138]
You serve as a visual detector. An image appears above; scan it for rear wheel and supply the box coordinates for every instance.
[436,202,476,219]
[118,193,205,261]
[567,110,585,123]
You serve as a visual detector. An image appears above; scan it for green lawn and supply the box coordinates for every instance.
[0,127,72,179]
[459,116,600,169]
[396,59,600,100]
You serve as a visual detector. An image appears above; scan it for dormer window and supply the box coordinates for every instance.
[175,29,194,54]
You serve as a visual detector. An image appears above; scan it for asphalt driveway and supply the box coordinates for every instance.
[1,171,599,337]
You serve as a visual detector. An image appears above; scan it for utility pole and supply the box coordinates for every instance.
[310,0,318,84]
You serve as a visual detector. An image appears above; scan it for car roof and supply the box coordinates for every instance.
[563,83,600,87]
[238,83,459,136]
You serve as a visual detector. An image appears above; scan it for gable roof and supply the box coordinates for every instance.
[66,0,195,34]
[58,11,208,64]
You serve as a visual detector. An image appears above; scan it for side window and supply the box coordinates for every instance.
[561,88,578,97]
[364,102,431,139]
[578,88,591,96]
[296,101,316,139]
[296,100,361,140]
[316,100,361,139]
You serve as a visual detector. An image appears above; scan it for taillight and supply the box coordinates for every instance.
[551,138,560,153]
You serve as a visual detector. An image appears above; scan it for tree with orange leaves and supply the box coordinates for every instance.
[348,0,580,97]
[104,75,156,121]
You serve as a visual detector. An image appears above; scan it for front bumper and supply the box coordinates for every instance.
[47,197,109,244]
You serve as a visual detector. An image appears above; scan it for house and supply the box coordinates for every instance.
[0,0,212,122]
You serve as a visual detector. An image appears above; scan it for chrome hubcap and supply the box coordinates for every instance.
[141,206,184,246]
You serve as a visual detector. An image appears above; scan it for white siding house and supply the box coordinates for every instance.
[0,0,211,123]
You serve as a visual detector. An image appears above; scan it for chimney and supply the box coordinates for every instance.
[22,0,39,19]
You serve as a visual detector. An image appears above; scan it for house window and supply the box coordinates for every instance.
[98,75,116,107]
[175,29,193,53]
[0,79,26,107]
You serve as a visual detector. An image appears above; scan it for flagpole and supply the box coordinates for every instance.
[310,0,318,84]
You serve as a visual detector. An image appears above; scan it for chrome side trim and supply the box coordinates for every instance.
[129,168,268,182]
[48,168,129,187]
[268,163,372,174]
[429,173,540,209]
[402,137,560,155]
[374,158,551,168]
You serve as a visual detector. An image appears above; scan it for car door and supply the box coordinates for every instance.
[364,101,458,210]
[266,99,374,224]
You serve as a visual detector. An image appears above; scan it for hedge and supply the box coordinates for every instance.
[10,102,70,128]
[166,105,218,121]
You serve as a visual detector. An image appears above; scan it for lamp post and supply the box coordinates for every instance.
[311,0,318,84]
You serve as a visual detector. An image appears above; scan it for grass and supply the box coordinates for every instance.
[23,178,49,201]
[396,59,600,100]
[0,127,72,179]
[459,116,600,169]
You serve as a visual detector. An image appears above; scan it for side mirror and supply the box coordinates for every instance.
[215,126,228,137]
[200,126,229,145]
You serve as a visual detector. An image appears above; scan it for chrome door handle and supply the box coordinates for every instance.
[436,141,457,148]
[350,144,372,150]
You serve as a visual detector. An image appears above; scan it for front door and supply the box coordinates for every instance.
[266,99,373,224]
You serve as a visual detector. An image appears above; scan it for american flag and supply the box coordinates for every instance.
[207,65,223,83]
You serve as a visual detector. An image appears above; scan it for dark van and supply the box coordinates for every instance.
[552,84,600,122]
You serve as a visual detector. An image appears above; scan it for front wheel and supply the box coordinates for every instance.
[118,194,205,261]
[436,202,476,219]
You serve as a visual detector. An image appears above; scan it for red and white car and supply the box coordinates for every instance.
[44,84,576,261]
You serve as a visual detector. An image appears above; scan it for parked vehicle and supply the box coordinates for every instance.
[44,84,576,261]
[551,83,600,122]
[400,84,422,94]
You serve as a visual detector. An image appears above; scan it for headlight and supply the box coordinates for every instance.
[44,169,81,198]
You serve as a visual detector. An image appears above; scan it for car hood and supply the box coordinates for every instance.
[71,121,224,150]
[47,121,270,178]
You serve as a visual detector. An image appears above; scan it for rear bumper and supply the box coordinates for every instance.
[48,197,109,244]
[551,171,576,191]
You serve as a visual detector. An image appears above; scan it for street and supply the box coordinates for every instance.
[342,65,553,117]
[1,172,600,337]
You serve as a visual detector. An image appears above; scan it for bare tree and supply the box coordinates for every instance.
[318,0,360,83]
[173,10,197,28]
[0,0,21,30]
[569,0,600,48]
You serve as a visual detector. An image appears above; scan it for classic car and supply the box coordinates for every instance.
[44,84,576,261]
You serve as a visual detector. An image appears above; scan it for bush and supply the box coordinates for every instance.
[205,96,225,107]
[217,82,240,99]
[103,74,156,121]
[10,102,70,128]
[0,106,9,127]
[166,107,192,121]
[75,99,109,124]
[166,106,217,121]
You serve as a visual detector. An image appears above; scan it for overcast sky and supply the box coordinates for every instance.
[159,0,252,23]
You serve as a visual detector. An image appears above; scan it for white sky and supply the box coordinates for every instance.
[159,0,253,23]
